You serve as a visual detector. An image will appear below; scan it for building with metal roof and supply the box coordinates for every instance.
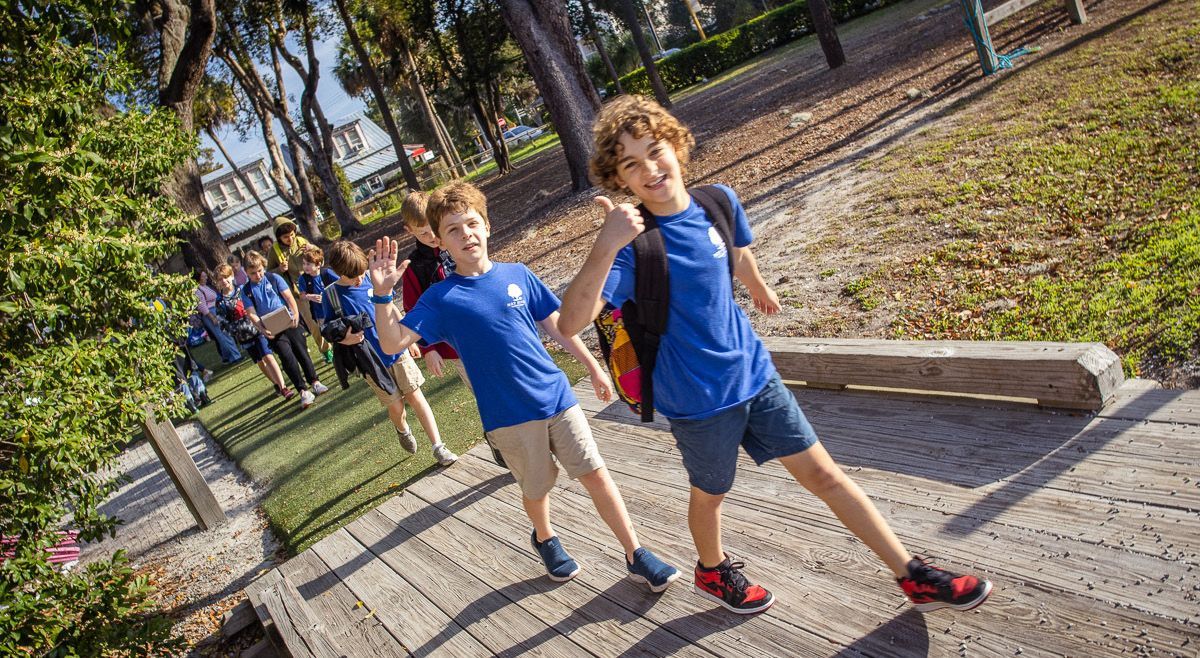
[202,114,432,249]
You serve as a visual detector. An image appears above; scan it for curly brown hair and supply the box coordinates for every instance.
[589,95,695,193]
[426,181,490,237]
[300,244,324,266]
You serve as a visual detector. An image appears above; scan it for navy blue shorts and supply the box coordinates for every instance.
[242,335,273,363]
[667,372,819,495]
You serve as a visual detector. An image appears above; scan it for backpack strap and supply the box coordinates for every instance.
[625,207,670,423]
[689,185,736,277]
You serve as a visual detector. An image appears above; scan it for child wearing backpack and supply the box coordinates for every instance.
[213,263,288,397]
[297,245,339,364]
[368,182,680,591]
[558,95,992,615]
[398,191,469,388]
[320,241,458,466]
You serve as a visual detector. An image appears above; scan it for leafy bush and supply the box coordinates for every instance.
[0,5,194,654]
[609,0,892,97]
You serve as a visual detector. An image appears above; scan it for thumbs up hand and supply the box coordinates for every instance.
[594,196,644,255]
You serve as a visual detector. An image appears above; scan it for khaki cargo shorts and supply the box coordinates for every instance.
[366,351,425,404]
[485,405,604,499]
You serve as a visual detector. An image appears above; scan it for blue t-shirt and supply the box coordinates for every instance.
[320,275,398,367]
[401,262,577,432]
[242,272,290,317]
[601,184,774,420]
[299,268,340,320]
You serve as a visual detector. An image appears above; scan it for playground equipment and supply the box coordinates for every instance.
[960,0,1087,75]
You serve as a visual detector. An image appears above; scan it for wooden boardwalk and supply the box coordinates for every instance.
[245,378,1200,657]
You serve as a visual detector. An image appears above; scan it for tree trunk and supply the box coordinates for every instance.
[333,0,421,191]
[497,0,600,190]
[615,0,671,107]
[807,0,846,69]
[154,0,229,270]
[399,34,463,177]
[582,0,622,95]
[206,125,274,224]
[471,94,510,174]
[273,14,364,235]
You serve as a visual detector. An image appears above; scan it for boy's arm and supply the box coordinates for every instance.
[731,246,781,314]
[539,310,613,403]
[368,236,423,355]
[279,286,302,327]
[558,197,644,336]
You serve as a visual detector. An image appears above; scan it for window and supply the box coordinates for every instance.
[249,166,270,193]
[334,125,365,159]
[220,179,246,204]
[208,186,230,212]
[365,174,384,192]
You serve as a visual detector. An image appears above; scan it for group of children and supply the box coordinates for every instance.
[206,95,994,617]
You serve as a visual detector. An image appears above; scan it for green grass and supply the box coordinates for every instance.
[856,3,1200,376]
[191,338,587,555]
[464,133,563,183]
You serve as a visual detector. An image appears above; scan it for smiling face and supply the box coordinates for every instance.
[436,208,490,272]
[615,132,689,215]
[301,260,318,277]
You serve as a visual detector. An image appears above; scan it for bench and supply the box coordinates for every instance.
[762,338,1123,410]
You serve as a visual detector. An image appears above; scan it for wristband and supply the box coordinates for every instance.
[369,292,395,304]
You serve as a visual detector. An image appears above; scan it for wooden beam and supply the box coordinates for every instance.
[984,0,1044,25]
[258,577,348,658]
[763,338,1124,410]
[141,407,226,530]
[1063,0,1087,24]
[961,0,999,74]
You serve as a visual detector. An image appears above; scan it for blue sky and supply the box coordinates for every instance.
[202,33,366,168]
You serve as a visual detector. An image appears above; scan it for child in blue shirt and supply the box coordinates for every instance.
[557,95,992,615]
[241,250,329,409]
[297,246,339,364]
[320,241,458,466]
[369,181,679,592]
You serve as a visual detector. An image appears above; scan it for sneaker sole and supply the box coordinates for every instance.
[437,457,459,466]
[912,580,993,612]
[628,569,681,593]
[693,585,775,614]
[547,565,581,582]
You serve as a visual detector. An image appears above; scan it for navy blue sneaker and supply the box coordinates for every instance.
[531,530,580,582]
[626,547,680,593]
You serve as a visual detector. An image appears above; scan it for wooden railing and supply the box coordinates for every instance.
[763,338,1124,410]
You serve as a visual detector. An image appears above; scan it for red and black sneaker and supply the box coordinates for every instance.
[899,556,992,612]
[694,556,775,614]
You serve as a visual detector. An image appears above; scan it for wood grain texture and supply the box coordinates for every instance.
[762,337,1124,410]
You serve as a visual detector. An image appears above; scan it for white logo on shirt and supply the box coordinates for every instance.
[708,226,727,259]
[506,283,526,308]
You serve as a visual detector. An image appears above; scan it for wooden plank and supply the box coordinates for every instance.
[451,434,1200,653]
[308,528,491,656]
[257,577,349,658]
[141,407,226,530]
[584,423,1200,623]
[1099,381,1200,425]
[344,505,592,657]
[762,338,1123,410]
[406,463,850,658]
[279,551,405,657]
[245,568,284,642]
[1064,0,1087,24]
[221,600,257,638]
[444,454,1200,657]
[984,0,1042,26]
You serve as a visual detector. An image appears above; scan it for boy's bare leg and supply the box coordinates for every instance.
[577,467,639,561]
[524,495,554,542]
[386,398,409,433]
[404,388,443,446]
[259,355,285,390]
[689,488,727,567]
[778,444,910,577]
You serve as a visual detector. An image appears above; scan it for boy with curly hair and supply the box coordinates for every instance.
[557,95,992,615]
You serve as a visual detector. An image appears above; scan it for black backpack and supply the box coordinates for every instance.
[593,185,736,422]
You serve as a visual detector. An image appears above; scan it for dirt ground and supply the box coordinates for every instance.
[360,0,1158,354]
